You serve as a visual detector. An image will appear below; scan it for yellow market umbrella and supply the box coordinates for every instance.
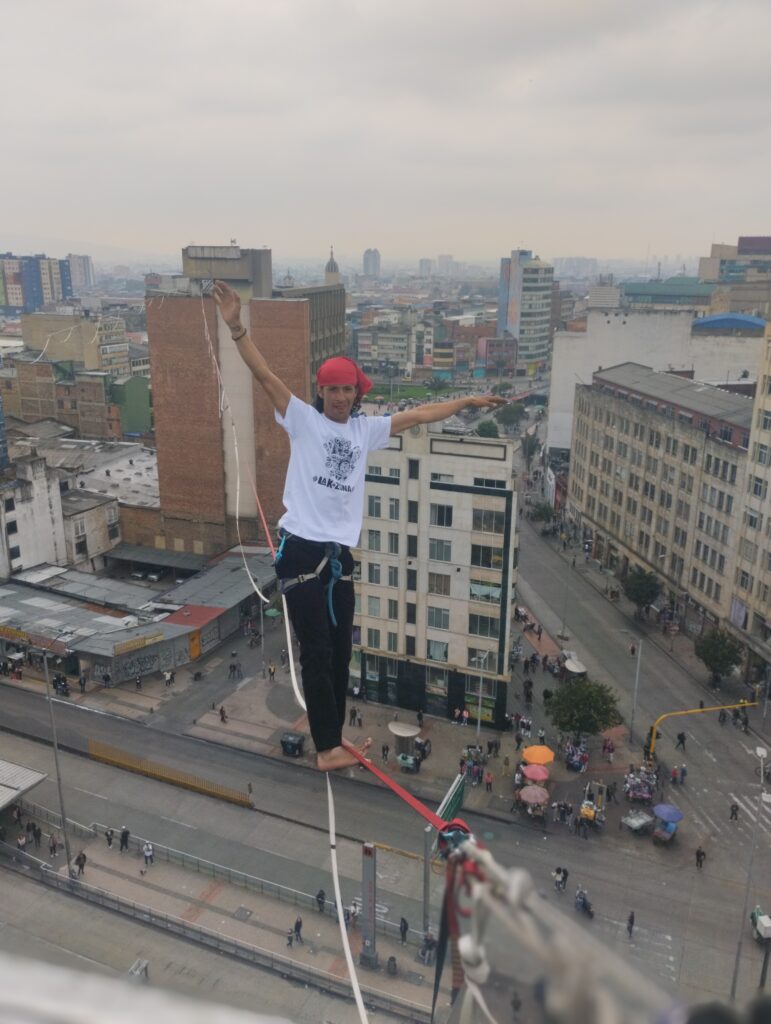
[522,745,555,766]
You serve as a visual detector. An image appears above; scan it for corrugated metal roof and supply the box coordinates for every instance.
[107,543,205,572]
[0,759,47,811]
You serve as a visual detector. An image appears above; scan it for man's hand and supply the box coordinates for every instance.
[213,280,242,328]
[466,395,508,410]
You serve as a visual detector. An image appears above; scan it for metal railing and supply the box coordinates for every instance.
[0,841,430,1024]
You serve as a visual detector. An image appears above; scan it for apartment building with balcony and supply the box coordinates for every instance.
[352,423,518,727]
[567,363,753,633]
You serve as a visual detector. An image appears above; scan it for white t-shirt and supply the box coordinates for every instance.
[275,396,392,547]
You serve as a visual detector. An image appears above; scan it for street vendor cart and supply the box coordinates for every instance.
[621,809,655,835]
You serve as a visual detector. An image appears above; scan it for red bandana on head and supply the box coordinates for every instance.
[316,356,373,397]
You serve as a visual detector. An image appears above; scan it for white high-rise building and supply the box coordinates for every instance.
[352,423,518,726]
[68,254,95,294]
[497,249,554,376]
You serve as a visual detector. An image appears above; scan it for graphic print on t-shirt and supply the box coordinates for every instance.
[322,437,362,482]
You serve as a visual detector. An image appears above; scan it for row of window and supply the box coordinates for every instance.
[367,460,507,491]
[366,497,506,535]
[360,629,498,671]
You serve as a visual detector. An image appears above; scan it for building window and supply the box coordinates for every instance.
[6,521,17,536]
[367,495,381,518]
[474,477,505,489]
[429,538,452,561]
[9,545,20,560]
[406,535,417,557]
[471,544,503,569]
[368,529,381,551]
[368,465,382,476]
[387,565,399,587]
[407,602,416,624]
[407,568,417,591]
[408,459,420,480]
[427,639,449,662]
[387,632,398,653]
[469,579,502,603]
[389,497,400,520]
[388,532,400,555]
[4,498,14,513]
[367,628,381,648]
[406,635,416,657]
[368,562,381,584]
[408,500,419,524]
[427,606,450,630]
[472,509,505,534]
[387,598,398,619]
[428,572,451,596]
[367,596,381,617]
[108,523,120,540]
[430,504,453,527]
[469,613,500,638]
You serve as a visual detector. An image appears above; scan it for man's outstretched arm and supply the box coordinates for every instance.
[389,394,507,434]
[213,280,292,417]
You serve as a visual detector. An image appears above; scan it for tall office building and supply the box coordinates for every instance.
[0,253,73,314]
[363,248,381,278]
[146,244,345,555]
[68,254,96,294]
[497,249,554,376]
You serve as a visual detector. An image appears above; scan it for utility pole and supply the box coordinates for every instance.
[41,649,74,878]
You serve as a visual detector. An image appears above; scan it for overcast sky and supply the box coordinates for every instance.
[4,0,770,266]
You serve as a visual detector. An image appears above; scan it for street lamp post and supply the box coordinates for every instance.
[475,652,491,741]
[730,744,768,1002]
[620,630,643,747]
[40,648,75,878]
[259,596,266,680]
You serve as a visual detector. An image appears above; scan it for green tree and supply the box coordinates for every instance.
[694,627,744,685]
[546,679,623,743]
[621,566,662,617]
[528,501,554,523]
[494,402,525,428]
[521,433,539,471]
[476,420,499,438]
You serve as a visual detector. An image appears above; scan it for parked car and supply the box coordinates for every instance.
[147,570,166,583]
[130,571,146,580]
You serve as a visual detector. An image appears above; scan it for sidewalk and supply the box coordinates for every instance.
[3,817,446,1015]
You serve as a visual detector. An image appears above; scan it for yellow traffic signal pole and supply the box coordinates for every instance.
[648,701,757,758]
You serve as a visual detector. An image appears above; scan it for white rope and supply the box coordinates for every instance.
[326,774,370,1024]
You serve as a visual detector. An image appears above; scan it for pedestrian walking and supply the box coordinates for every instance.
[680,764,687,785]
[280,649,287,667]
[452,707,460,725]
[695,846,706,869]
[675,731,686,751]
[537,727,546,744]
[730,802,739,821]
[399,916,409,944]
[48,832,57,857]
[627,912,635,938]
[135,675,142,691]
[104,828,114,849]
[294,916,303,944]
[75,851,86,876]
[268,661,276,681]
[316,888,326,913]
[32,824,41,849]
[170,670,175,685]
[119,826,130,852]
[382,743,389,762]
[79,673,87,694]
[163,670,171,687]
[461,709,469,726]
[219,705,228,723]
[348,706,357,726]
[286,928,294,948]
[502,755,510,775]
[417,709,424,728]
[356,710,363,728]
[536,624,543,640]
[515,731,523,750]
[670,766,678,786]
[484,771,493,793]
[350,902,359,928]
[143,841,154,866]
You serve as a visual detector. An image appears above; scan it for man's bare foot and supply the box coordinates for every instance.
[316,740,369,772]
[344,736,372,755]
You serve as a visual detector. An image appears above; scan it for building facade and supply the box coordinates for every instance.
[567,363,752,633]
[147,244,346,555]
[0,456,67,577]
[61,490,121,571]
[352,425,518,726]
[363,249,381,278]
[497,250,554,376]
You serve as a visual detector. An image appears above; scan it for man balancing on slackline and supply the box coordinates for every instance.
[214,280,506,771]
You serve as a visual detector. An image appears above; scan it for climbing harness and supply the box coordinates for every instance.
[275,534,352,627]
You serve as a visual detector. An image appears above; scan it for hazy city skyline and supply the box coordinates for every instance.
[5,0,770,263]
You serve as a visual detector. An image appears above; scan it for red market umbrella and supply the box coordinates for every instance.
[522,763,550,782]
[522,745,555,766]
[519,784,549,805]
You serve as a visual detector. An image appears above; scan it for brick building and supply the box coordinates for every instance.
[146,245,346,555]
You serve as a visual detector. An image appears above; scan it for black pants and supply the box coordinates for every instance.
[276,535,355,753]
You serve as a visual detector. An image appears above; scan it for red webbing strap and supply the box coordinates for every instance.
[344,744,449,832]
